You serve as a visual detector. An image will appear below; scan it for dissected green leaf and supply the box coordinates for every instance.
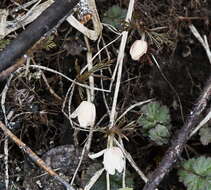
[199,126,211,145]
[178,156,211,190]
[103,5,127,29]
[43,35,56,51]
[137,102,171,145]
[0,39,10,50]
[148,124,170,145]
[138,102,171,130]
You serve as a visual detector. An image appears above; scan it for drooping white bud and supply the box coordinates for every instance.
[89,147,125,175]
[130,40,148,61]
[70,101,96,128]
[103,147,125,175]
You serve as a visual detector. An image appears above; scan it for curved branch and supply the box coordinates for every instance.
[0,0,79,73]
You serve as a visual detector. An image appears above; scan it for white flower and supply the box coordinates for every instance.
[89,147,125,175]
[103,147,125,175]
[130,40,148,61]
[70,101,96,128]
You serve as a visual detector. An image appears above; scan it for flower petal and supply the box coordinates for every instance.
[70,107,79,118]
[89,149,106,159]
[103,147,125,175]
[116,157,125,173]
[104,162,115,175]
[70,101,96,128]
[130,40,148,61]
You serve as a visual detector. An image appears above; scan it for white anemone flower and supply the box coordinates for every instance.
[89,147,125,175]
[130,39,148,61]
[70,101,96,128]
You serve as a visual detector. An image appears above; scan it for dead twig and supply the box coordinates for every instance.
[189,24,211,64]
[0,56,27,80]
[0,121,76,190]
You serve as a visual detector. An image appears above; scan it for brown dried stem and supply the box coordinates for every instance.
[0,121,75,190]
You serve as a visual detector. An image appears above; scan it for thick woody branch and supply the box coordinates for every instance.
[0,0,79,73]
[143,75,211,190]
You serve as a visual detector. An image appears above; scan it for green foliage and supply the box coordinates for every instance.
[82,163,134,190]
[148,124,170,145]
[43,36,56,51]
[137,101,171,145]
[178,156,211,190]
[0,39,10,50]
[199,125,211,145]
[103,5,127,29]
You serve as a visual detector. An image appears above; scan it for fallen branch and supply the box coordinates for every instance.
[0,121,75,190]
[143,75,211,190]
[0,0,79,73]
[0,56,27,80]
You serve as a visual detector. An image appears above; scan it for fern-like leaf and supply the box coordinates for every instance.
[137,102,171,145]
[178,156,211,190]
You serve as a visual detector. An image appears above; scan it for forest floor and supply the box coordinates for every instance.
[0,0,210,190]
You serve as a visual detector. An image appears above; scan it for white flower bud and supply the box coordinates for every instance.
[103,147,125,175]
[89,147,125,175]
[130,40,148,61]
[70,101,96,128]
